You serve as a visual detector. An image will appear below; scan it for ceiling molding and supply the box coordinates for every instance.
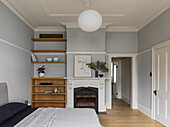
[38,0,126,18]
[35,26,66,32]
[47,14,126,17]
[2,0,35,30]
[106,26,138,32]
[137,0,170,30]
[3,0,170,33]
[61,22,111,29]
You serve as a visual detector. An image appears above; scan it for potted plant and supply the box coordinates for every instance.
[37,65,45,78]
[86,61,109,77]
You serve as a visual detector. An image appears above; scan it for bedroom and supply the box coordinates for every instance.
[0,0,170,126]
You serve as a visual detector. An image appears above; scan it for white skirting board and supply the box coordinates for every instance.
[137,104,151,117]
[122,96,130,104]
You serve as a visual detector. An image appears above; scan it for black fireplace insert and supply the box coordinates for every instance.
[74,87,98,112]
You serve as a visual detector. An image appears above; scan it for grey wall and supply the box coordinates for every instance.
[0,2,34,102]
[67,28,106,77]
[121,58,131,104]
[67,28,105,52]
[106,32,138,53]
[138,8,170,109]
[138,52,152,109]
[139,8,170,52]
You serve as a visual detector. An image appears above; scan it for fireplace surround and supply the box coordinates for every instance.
[67,78,107,113]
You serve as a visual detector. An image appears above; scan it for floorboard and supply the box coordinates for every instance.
[98,99,164,127]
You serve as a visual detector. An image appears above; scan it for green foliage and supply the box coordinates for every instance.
[37,65,45,73]
[86,61,109,72]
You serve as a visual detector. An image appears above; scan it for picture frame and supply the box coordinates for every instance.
[74,54,92,77]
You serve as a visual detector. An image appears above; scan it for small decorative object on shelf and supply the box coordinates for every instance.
[45,91,53,93]
[99,74,104,77]
[87,61,109,77]
[46,58,53,61]
[53,57,59,61]
[40,83,52,85]
[95,71,99,77]
[31,54,37,62]
[54,88,58,93]
[37,65,45,78]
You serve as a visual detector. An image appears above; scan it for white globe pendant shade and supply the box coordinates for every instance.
[78,10,102,32]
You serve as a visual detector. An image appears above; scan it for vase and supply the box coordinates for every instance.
[99,74,104,77]
[39,73,45,78]
[95,71,98,77]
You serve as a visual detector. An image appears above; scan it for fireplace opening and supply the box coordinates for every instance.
[74,87,98,112]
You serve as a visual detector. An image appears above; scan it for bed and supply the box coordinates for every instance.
[0,83,102,127]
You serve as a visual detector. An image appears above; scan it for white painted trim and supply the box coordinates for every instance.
[0,37,32,54]
[66,77,109,80]
[138,48,152,56]
[151,47,156,120]
[138,104,151,117]
[34,26,66,32]
[153,40,170,49]
[34,53,66,55]
[1,0,35,30]
[137,1,170,30]
[66,52,106,55]
[108,53,138,109]
[106,26,138,32]
[107,53,137,56]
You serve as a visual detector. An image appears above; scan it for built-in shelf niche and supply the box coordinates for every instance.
[31,34,67,78]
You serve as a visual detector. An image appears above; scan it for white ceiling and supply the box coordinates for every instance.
[2,0,170,31]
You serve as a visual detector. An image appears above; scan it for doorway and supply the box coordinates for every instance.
[107,53,137,109]
[111,57,132,106]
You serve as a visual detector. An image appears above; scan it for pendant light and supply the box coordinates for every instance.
[78,0,102,32]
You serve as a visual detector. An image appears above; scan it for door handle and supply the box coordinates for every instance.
[153,90,157,96]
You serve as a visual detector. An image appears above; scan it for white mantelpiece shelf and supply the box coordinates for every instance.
[66,77,109,80]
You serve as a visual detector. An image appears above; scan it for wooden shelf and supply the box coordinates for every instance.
[32,85,65,87]
[31,38,67,42]
[31,77,65,80]
[31,78,67,108]
[31,49,66,52]
[31,61,67,63]
[32,93,66,95]
[32,101,66,103]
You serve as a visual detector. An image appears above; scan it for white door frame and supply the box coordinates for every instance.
[151,40,170,119]
[107,53,138,109]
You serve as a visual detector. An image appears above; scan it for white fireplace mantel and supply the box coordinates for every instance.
[67,77,108,112]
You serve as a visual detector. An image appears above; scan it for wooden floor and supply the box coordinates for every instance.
[98,99,164,127]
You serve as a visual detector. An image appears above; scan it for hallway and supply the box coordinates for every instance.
[98,99,164,127]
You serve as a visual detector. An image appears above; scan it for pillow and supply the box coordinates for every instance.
[0,112,13,124]
[0,102,27,116]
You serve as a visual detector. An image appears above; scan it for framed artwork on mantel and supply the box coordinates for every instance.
[74,54,92,77]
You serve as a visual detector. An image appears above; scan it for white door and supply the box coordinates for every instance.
[154,43,170,126]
